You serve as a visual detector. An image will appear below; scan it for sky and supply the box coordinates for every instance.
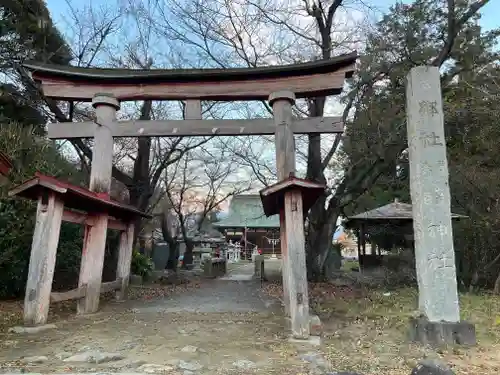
[42,0,498,223]
[46,0,499,35]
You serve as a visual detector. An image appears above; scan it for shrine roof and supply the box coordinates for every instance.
[9,172,150,219]
[213,195,279,229]
[23,52,357,84]
[345,199,467,226]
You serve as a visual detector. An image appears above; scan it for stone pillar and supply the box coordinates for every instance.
[269,91,296,316]
[77,94,119,314]
[406,66,475,345]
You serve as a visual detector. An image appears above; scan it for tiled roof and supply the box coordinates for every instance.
[213,195,279,228]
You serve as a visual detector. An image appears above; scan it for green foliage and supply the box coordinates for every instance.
[131,250,154,278]
[0,124,86,298]
[0,0,72,66]
[340,0,500,290]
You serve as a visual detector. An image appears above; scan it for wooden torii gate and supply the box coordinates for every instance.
[23,52,357,338]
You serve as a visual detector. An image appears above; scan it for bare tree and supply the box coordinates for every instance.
[160,138,253,268]
[131,0,491,280]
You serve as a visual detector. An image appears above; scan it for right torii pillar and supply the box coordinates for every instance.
[264,91,326,340]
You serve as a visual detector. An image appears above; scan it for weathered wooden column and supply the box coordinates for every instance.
[24,193,64,325]
[78,94,119,314]
[269,91,295,316]
[116,223,134,300]
[269,91,310,338]
[284,189,310,339]
[406,66,475,345]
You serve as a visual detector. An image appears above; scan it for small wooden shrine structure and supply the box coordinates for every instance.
[22,52,356,338]
[345,199,467,269]
[9,173,149,325]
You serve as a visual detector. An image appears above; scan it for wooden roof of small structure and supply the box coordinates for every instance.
[213,195,279,229]
[22,52,358,101]
[344,199,467,228]
[259,175,325,217]
[9,172,150,219]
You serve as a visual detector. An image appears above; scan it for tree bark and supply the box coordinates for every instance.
[494,272,500,295]
[160,211,179,271]
[182,239,194,269]
[123,101,154,249]
[304,96,340,280]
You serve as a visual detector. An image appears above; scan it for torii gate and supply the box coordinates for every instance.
[22,53,357,339]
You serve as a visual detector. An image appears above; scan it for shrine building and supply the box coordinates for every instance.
[214,195,280,258]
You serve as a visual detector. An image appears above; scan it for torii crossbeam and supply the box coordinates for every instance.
[22,52,357,340]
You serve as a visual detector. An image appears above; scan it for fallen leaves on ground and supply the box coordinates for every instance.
[261,278,500,375]
[0,299,77,332]
[128,280,202,301]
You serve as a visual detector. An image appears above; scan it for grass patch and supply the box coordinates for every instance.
[313,286,500,375]
[341,259,360,271]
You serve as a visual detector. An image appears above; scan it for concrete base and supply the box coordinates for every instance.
[409,316,476,346]
[288,335,321,346]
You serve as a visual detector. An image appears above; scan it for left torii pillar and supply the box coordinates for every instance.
[77,94,119,314]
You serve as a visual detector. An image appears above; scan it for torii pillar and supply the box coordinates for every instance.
[77,93,120,314]
[269,91,295,317]
[264,92,326,340]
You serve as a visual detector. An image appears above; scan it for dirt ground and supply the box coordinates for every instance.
[0,263,315,375]
[0,262,499,375]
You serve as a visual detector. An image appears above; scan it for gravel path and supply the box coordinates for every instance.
[132,262,280,314]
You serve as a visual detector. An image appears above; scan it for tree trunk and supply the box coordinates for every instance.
[165,242,179,271]
[128,136,153,249]
[303,97,341,280]
[494,272,500,295]
[469,270,479,293]
[306,202,338,281]
[182,239,194,269]
[161,208,179,271]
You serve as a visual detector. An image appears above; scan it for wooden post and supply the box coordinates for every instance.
[116,222,135,300]
[24,192,64,326]
[77,94,119,314]
[284,190,310,338]
[269,91,296,316]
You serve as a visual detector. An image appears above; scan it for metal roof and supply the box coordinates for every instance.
[346,199,467,223]
[213,195,279,229]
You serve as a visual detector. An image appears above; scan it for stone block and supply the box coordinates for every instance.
[8,324,57,334]
[411,359,455,375]
[409,316,476,346]
[309,314,323,336]
[254,255,265,279]
[129,274,143,285]
[203,258,227,278]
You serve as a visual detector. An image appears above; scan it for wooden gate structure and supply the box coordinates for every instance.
[21,52,357,339]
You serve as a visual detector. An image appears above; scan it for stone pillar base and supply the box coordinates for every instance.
[285,313,323,336]
[409,316,476,346]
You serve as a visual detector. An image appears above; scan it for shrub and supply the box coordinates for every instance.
[131,250,154,278]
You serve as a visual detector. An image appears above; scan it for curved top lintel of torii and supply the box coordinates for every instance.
[22,52,358,102]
